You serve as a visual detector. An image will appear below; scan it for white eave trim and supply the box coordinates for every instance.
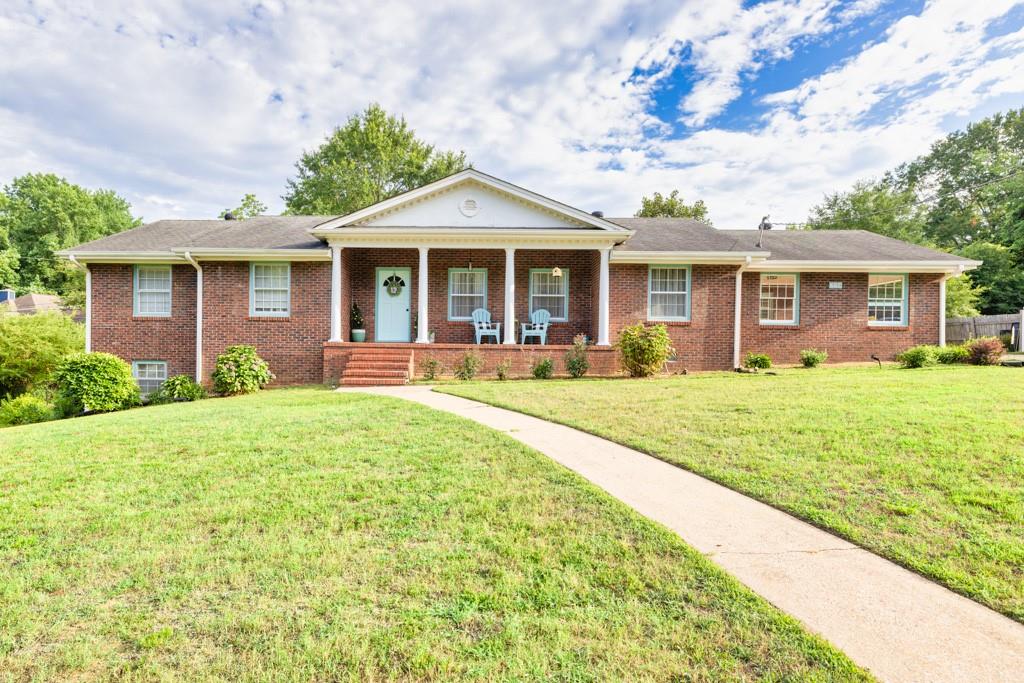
[57,248,331,263]
[610,251,769,264]
[746,259,980,273]
[310,169,631,233]
[320,228,628,250]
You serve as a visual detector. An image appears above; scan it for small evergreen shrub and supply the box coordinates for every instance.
[453,351,482,381]
[420,358,442,381]
[0,394,57,427]
[936,345,969,364]
[495,358,512,381]
[565,334,590,378]
[799,349,828,368]
[744,352,772,370]
[618,323,674,378]
[896,345,938,369]
[53,352,140,415]
[148,375,206,404]
[965,336,1004,366]
[212,345,274,395]
[350,302,365,329]
[531,357,554,379]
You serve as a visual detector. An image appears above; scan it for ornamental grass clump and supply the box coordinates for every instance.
[965,336,1004,366]
[617,323,674,378]
[212,345,274,395]
[53,352,140,415]
[896,345,938,369]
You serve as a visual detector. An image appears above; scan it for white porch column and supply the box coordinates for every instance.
[329,245,343,342]
[416,247,430,343]
[597,247,610,346]
[84,265,92,353]
[938,275,948,347]
[504,248,516,344]
[733,263,748,368]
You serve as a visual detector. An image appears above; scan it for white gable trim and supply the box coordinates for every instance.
[310,169,629,234]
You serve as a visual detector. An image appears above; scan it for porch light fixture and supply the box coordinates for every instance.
[551,266,562,278]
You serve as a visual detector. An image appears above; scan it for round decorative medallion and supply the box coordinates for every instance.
[459,198,479,217]
[383,274,405,297]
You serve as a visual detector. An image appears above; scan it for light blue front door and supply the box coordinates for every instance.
[375,267,411,342]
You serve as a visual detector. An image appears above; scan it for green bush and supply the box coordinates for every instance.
[53,352,140,415]
[965,336,1004,366]
[531,357,554,380]
[453,351,482,381]
[565,334,590,378]
[936,345,969,364]
[0,312,84,398]
[617,323,674,378]
[799,349,828,368]
[896,345,939,369]
[744,352,772,370]
[212,345,274,395]
[999,332,1013,351]
[0,394,57,427]
[495,358,512,381]
[420,358,442,381]
[148,375,206,404]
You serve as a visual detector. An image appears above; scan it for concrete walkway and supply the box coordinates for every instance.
[345,384,1024,683]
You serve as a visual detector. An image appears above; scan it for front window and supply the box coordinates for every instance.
[132,361,167,396]
[448,269,487,320]
[133,265,171,316]
[759,273,799,325]
[868,274,907,325]
[529,269,569,321]
[648,266,690,321]
[250,263,290,316]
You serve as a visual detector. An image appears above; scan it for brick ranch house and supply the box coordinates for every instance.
[60,169,979,387]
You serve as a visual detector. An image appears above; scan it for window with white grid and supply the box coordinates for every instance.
[132,361,167,396]
[868,274,907,325]
[529,269,569,321]
[133,265,171,316]
[447,269,487,320]
[648,266,690,321]
[250,263,290,316]
[759,273,799,324]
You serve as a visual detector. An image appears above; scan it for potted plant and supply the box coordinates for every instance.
[350,302,366,342]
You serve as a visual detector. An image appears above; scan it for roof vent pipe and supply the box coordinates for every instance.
[756,215,772,248]
[223,211,237,221]
[591,210,604,218]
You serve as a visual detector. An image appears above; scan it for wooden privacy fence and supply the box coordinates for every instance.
[946,311,1024,350]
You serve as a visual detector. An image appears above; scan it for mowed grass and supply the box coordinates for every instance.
[0,388,867,681]
[440,365,1024,621]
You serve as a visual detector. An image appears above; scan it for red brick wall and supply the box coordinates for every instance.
[740,271,942,364]
[90,264,197,378]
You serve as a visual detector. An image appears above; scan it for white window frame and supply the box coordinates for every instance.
[529,268,570,322]
[759,273,800,325]
[132,360,167,396]
[447,268,488,321]
[133,264,172,317]
[249,262,291,317]
[647,265,691,322]
[867,273,908,326]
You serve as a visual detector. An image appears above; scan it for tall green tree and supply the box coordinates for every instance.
[284,104,469,215]
[944,275,983,318]
[220,193,268,220]
[806,180,927,243]
[959,242,1024,314]
[635,190,711,224]
[0,174,140,298]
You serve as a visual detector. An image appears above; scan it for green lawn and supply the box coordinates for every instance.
[440,365,1024,622]
[0,388,866,681]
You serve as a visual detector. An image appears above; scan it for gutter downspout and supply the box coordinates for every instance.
[183,252,203,383]
[733,256,751,369]
[68,255,90,353]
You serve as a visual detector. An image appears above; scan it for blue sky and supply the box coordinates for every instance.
[1,0,1023,227]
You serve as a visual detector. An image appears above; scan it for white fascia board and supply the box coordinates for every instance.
[61,249,331,263]
[321,228,628,250]
[312,169,630,232]
[610,251,769,264]
[747,260,980,273]
[58,251,186,264]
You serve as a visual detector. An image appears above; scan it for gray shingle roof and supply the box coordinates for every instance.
[608,218,761,253]
[717,229,974,263]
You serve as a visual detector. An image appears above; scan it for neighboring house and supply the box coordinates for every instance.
[0,291,71,316]
[59,169,978,386]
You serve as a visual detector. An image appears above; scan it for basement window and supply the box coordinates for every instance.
[132,360,167,396]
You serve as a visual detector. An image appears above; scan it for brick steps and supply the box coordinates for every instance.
[341,347,413,385]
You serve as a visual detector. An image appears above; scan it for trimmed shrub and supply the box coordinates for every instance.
[53,352,140,415]
[965,336,1004,366]
[799,349,828,368]
[0,312,84,399]
[495,358,512,381]
[0,394,57,427]
[212,345,274,395]
[148,375,206,404]
[420,358,442,381]
[936,345,969,365]
[531,357,554,379]
[896,345,939,369]
[565,334,590,379]
[618,323,674,378]
[744,352,772,370]
[453,351,482,381]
